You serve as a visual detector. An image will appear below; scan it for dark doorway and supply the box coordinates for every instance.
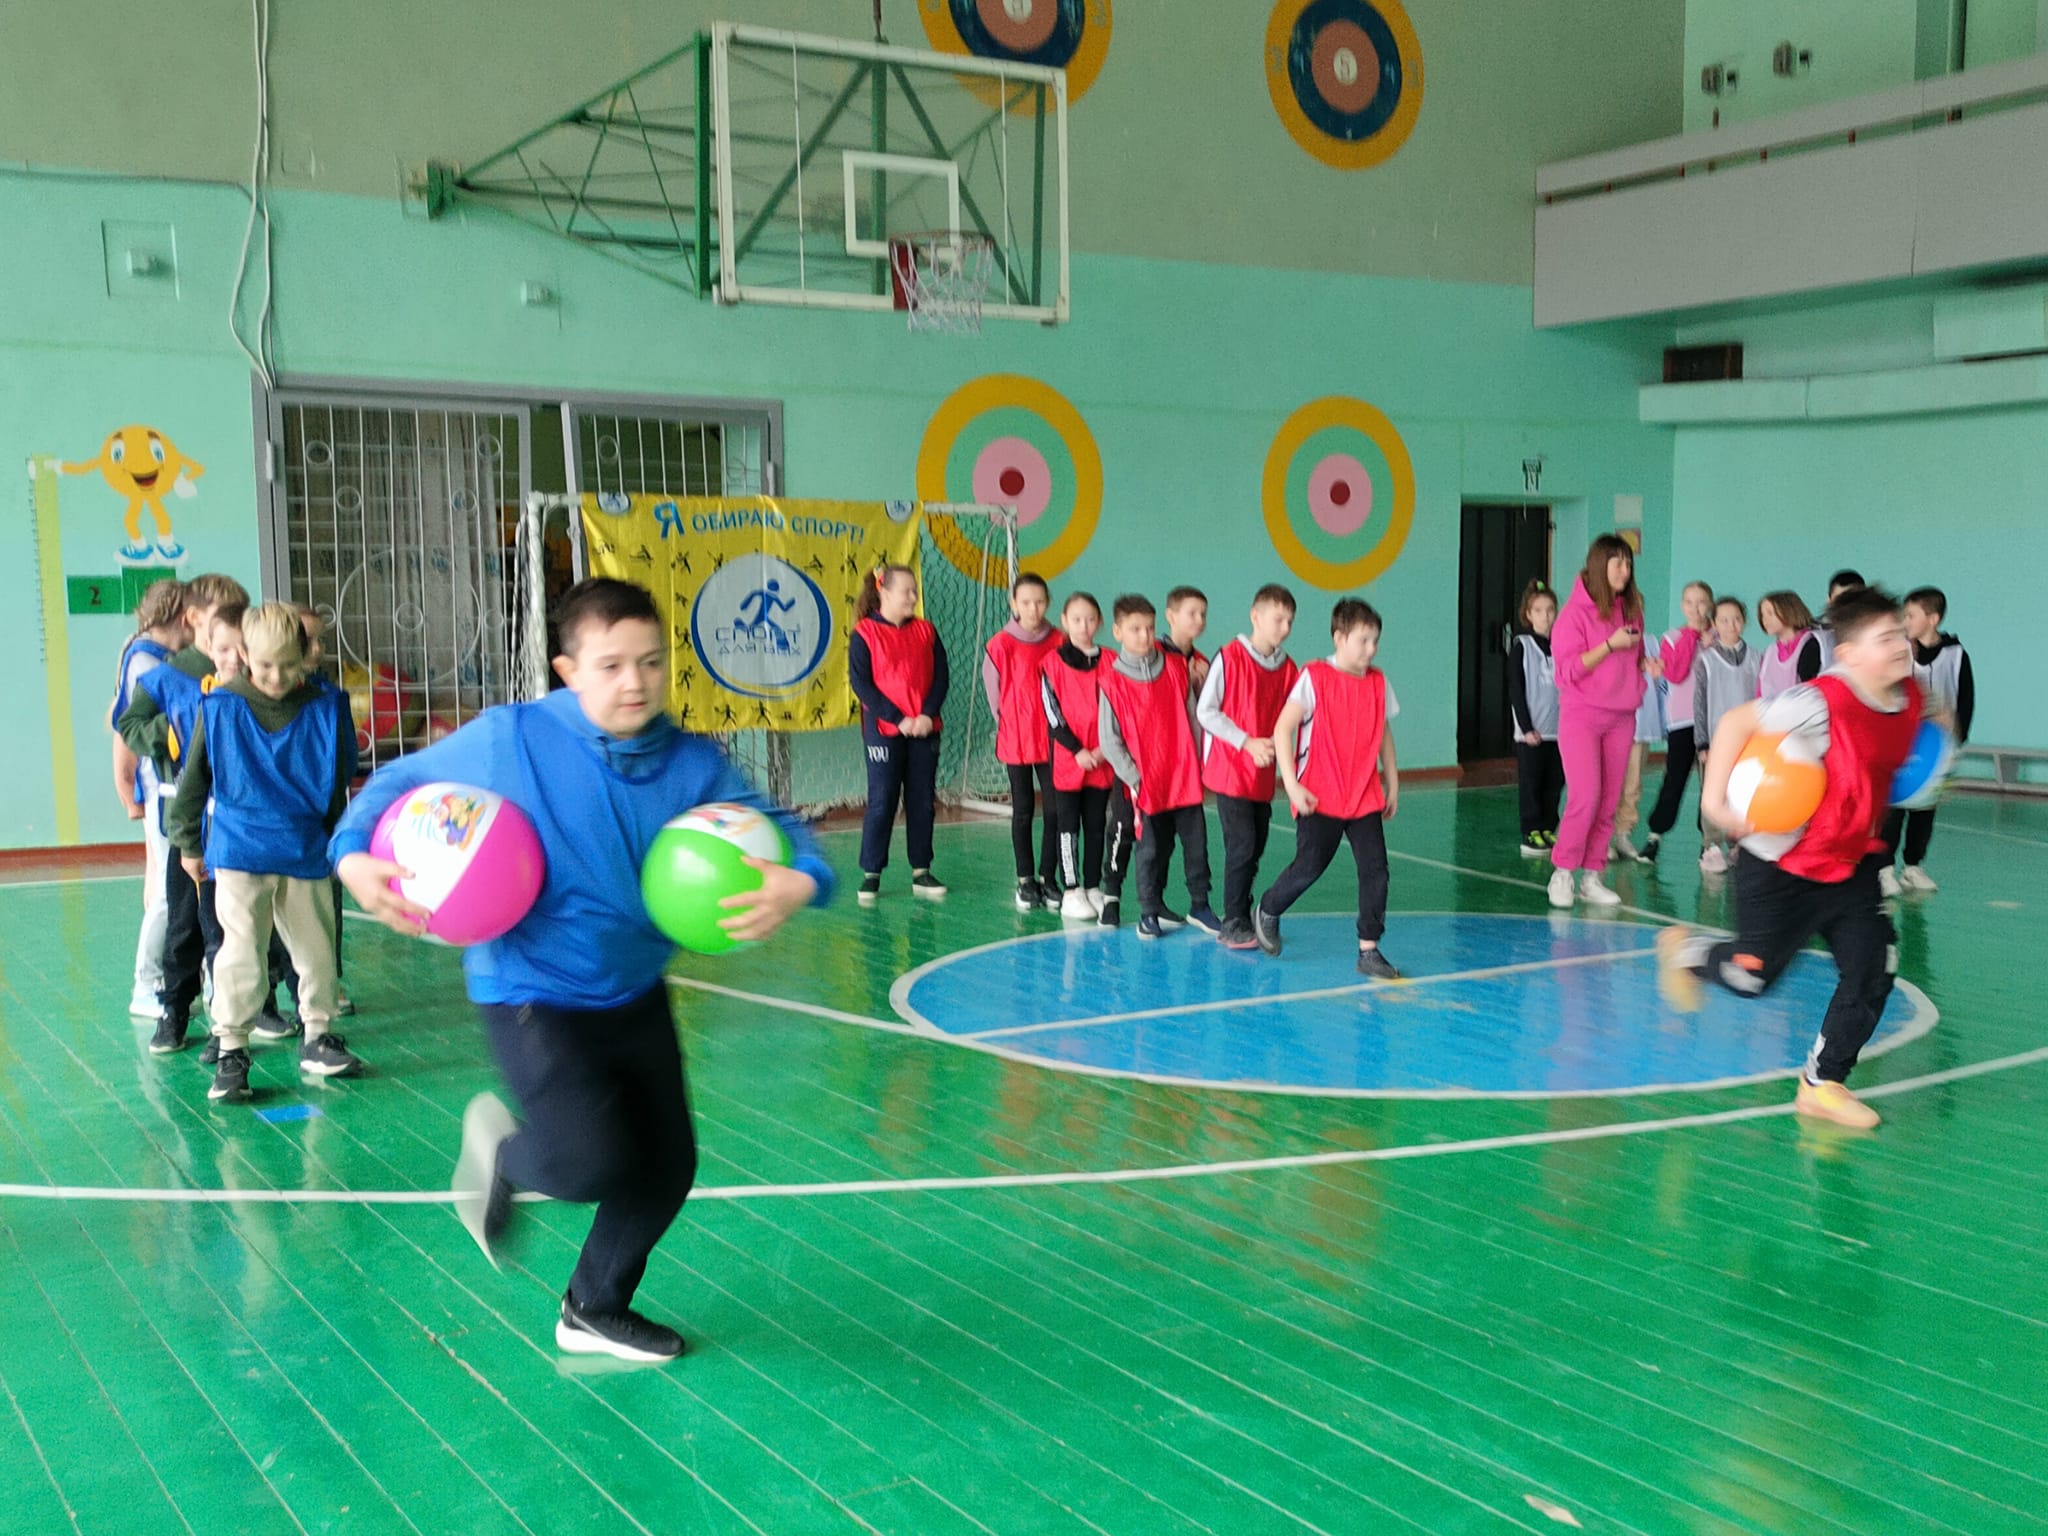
[1457,504,1551,766]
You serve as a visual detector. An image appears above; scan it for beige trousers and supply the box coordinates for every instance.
[1614,742,1647,835]
[212,870,338,1051]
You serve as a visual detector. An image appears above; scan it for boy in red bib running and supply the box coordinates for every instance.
[1659,587,1929,1131]
[1254,598,1401,979]
[1196,584,1299,950]
[1097,594,1218,941]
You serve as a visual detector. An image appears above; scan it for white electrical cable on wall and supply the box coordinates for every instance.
[229,0,275,388]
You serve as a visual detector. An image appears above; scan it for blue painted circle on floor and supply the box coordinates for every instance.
[890,913,1932,1097]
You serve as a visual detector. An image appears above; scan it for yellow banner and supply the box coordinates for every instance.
[580,494,922,733]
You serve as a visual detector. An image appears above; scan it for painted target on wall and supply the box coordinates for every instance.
[917,374,1103,585]
[919,0,1113,104]
[1265,0,1422,169]
[1263,397,1414,589]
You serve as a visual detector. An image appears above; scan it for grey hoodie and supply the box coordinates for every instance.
[1097,647,1199,794]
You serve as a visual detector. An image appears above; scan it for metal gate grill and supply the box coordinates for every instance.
[270,397,530,770]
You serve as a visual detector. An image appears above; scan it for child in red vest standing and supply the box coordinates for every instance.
[1097,594,1218,941]
[1196,584,1299,950]
[850,564,948,907]
[1659,587,1928,1130]
[1254,597,1401,979]
[1039,591,1125,924]
[982,573,1062,911]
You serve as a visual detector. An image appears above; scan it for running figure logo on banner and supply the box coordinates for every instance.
[580,495,923,732]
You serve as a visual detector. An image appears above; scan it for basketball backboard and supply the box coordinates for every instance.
[711,23,1069,323]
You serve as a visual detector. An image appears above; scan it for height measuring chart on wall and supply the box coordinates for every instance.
[580,495,923,734]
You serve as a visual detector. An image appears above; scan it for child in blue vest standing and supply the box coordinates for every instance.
[168,603,361,1101]
[334,578,833,1363]
[849,563,949,907]
[110,578,189,1018]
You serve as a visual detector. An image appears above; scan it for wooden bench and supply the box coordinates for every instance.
[1952,744,2048,797]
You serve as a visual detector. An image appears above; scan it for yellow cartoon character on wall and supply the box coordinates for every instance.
[60,425,204,565]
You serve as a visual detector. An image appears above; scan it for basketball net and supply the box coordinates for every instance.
[889,232,996,334]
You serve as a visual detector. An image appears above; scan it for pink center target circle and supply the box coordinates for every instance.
[972,436,1054,527]
[1307,452,1373,537]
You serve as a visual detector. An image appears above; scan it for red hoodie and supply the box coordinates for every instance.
[1553,575,1649,716]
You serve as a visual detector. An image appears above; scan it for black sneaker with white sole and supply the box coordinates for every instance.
[1095,896,1121,928]
[199,1034,221,1067]
[299,1032,364,1078]
[208,1047,252,1103]
[1186,905,1222,936]
[857,874,882,907]
[557,1294,685,1363]
[1013,878,1039,912]
[910,870,948,900]
[453,1093,517,1266]
[1154,907,1186,930]
[1252,903,1283,957]
[251,1005,300,1042]
[148,1011,190,1056]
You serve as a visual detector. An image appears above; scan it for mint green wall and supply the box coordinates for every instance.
[1670,408,2037,748]
[0,172,1672,847]
[1,0,1683,285]
[1666,289,2035,749]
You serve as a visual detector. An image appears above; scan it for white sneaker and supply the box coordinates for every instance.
[1578,871,1623,907]
[1060,888,1098,923]
[1699,845,1728,875]
[129,988,161,1020]
[1878,867,1902,899]
[1085,887,1106,914]
[1900,865,1937,894]
[1547,867,1576,909]
[1610,832,1641,863]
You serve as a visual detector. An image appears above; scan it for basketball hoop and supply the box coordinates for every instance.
[888,231,995,333]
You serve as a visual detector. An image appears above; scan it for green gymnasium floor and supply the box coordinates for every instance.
[2,784,2045,1535]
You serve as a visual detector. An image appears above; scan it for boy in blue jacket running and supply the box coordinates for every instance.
[331,578,833,1364]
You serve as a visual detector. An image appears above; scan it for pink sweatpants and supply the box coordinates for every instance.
[1553,704,1635,873]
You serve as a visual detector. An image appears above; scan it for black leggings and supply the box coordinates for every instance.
[1880,806,1936,866]
[1006,762,1058,884]
[1647,725,1701,837]
[1055,783,1111,892]
[1515,740,1564,837]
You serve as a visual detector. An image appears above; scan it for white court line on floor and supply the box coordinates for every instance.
[1934,822,2048,850]
[3,1043,2041,1206]
[963,943,1659,1042]
[666,976,920,1034]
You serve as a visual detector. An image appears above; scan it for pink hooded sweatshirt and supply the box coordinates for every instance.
[1553,575,1648,716]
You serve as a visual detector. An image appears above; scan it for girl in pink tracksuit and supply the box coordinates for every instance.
[1548,535,1659,909]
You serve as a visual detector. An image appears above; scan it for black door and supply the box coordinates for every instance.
[1457,504,1551,764]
